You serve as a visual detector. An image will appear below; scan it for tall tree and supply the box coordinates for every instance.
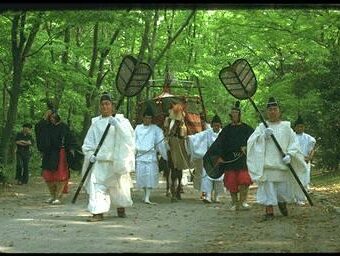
[0,11,42,164]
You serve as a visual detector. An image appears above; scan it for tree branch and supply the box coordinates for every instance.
[152,10,196,67]
[22,12,43,60]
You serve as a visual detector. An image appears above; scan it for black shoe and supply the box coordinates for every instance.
[87,213,104,222]
[117,208,126,218]
[278,202,288,216]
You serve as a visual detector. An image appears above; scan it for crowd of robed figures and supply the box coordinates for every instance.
[15,92,316,222]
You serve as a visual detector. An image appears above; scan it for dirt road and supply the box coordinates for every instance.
[0,171,339,253]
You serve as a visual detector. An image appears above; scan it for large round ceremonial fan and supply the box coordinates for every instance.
[204,58,313,206]
[116,55,152,101]
[218,58,257,100]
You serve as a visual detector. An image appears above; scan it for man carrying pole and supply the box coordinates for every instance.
[247,97,308,221]
[81,92,135,222]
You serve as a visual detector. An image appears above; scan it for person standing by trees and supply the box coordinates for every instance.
[294,115,316,205]
[186,114,225,203]
[15,123,33,185]
[207,102,254,210]
[134,105,168,204]
[35,109,77,205]
[247,97,308,221]
[81,93,135,222]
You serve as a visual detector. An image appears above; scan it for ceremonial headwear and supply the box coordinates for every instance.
[51,111,61,123]
[100,92,112,102]
[229,101,241,119]
[211,114,222,124]
[294,115,304,127]
[267,96,279,108]
[231,101,241,112]
[143,104,154,117]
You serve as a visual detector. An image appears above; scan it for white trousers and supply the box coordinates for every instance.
[256,180,295,206]
[87,173,133,214]
[201,169,225,200]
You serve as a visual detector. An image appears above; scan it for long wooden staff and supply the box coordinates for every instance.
[194,76,207,123]
[219,58,313,206]
[72,55,152,204]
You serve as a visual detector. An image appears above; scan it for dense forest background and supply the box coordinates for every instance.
[0,7,339,175]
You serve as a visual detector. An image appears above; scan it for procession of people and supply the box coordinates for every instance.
[11,85,315,223]
[75,92,314,222]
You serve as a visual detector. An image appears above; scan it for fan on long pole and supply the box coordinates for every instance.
[71,55,152,204]
[218,58,313,206]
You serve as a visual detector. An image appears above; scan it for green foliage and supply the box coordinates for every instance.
[0,163,10,183]
[0,8,339,173]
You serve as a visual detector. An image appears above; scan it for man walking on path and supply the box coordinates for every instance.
[186,114,225,203]
[81,92,135,222]
[247,97,308,221]
[294,115,316,205]
[205,102,254,210]
[35,110,77,205]
[135,105,168,204]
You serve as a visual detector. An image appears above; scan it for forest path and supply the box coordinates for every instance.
[0,171,339,253]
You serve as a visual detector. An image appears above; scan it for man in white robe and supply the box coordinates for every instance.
[187,114,224,203]
[294,115,316,205]
[247,97,308,221]
[135,106,168,204]
[81,93,135,222]
[191,119,211,199]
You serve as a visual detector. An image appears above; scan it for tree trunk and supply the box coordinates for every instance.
[0,12,41,164]
[135,12,152,118]
[57,26,71,106]
[80,22,99,140]
[80,21,122,141]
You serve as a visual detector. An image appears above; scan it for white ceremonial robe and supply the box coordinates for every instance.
[81,114,135,214]
[187,128,224,200]
[135,124,168,189]
[247,121,308,205]
[295,132,316,186]
[295,132,316,202]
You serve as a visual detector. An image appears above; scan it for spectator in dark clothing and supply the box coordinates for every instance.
[15,123,33,185]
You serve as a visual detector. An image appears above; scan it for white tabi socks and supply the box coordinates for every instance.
[203,192,212,203]
[144,187,156,204]
[144,187,151,203]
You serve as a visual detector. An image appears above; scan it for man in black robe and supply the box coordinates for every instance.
[204,101,254,210]
[35,109,77,204]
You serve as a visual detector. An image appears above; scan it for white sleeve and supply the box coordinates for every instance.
[187,130,209,159]
[155,126,168,161]
[81,124,96,157]
[246,124,265,182]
